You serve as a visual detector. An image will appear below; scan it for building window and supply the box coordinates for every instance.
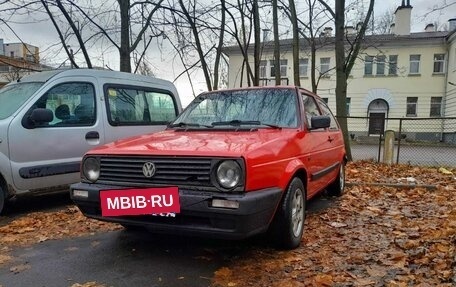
[409,55,421,74]
[433,54,445,73]
[346,98,351,116]
[269,60,275,77]
[299,58,308,77]
[376,55,386,75]
[10,51,14,58]
[321,98,328,104]
[320,57,330,76]
[406,97,418,117]
[270,59,288,77]
[389,55,398,75]
[280,59,288,77]
[259,60,267,78]
[430,97,442,117]
[364,56,373,75]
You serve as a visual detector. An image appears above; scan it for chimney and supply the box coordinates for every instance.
[449,18,456,31]
[424,23,435,32]
[323,27,333,36]
[393,0,413,35]
[345,26,355,35]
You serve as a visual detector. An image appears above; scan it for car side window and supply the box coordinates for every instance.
[106,86,178,125]
[30,82,96,127]
[316,98,339,130]
[301,93,321,129]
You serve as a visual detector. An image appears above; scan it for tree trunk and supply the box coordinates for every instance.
[272,0,280,85]
[118,0,131,73]
[253,0,260,86]
[289,0,300,86]
[213,0,226,90]
[334,0,352,160]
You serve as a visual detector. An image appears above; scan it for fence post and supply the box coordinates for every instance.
[383,130,395,165]
[396,119,403,164]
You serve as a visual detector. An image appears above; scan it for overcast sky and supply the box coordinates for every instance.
[1,0,454,106]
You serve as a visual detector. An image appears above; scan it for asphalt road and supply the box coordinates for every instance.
[0,193,336,287]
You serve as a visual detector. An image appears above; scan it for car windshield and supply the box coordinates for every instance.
[172,88,298,129]
[0,82,43,120]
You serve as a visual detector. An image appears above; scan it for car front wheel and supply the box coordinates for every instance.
[271,177,306,249]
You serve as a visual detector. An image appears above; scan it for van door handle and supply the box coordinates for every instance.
[85,131,99,140]
[327,136,334,143]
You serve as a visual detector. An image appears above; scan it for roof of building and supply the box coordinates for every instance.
[222,31,450,55]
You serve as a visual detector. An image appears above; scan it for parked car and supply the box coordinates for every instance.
[0,69,182,214]
[71,86,346,249]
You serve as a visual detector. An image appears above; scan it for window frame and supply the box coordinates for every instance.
[433,54,445,74]
[103,84,179,127]
[299,58,308,77]
[376,55,386,76]
[406,97,418,117]
[430,97,442,117]
[364,55,374,75]
[320,57,330,76]
[388,55,398,75]
[409,54,421,75]
[30,82,97,128]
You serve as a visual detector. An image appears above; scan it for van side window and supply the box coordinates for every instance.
[106,86,178,125]
[32,82,96,127]
[316,98,339,130]
[301,93,321,129]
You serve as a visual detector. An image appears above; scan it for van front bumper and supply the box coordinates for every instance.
[70,182,283,240]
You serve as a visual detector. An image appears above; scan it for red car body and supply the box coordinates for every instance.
[71,86,346,249]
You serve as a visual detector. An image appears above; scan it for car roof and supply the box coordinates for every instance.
[16,69,174,87]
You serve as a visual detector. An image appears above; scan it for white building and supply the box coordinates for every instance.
[223,2,456,143]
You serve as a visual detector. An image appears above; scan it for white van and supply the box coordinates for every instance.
[0,69,182,213]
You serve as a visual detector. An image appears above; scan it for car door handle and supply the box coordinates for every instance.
[327,136,334,143]
[85,131,100,140]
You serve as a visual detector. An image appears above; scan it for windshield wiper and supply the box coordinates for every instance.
[168,122,213,128]
[211,120,282,129]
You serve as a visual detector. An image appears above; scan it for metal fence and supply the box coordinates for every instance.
[340,116,456,167]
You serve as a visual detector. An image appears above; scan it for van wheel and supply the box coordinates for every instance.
[327,162,345,197]
[0,185,5,215]
[271,177,306,250]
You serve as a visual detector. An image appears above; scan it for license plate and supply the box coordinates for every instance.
[100,187,180,217]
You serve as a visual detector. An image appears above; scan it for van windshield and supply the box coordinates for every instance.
[0,82,43,120]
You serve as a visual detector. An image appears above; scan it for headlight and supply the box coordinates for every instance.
[216,160,241,189]
[82,157,100,182]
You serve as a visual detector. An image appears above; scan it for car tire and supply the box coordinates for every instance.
[327,162,346,197]
[0,184,5,215]
[271,177,306,250]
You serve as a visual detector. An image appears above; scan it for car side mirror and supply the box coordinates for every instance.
[22,108,54,129]
[310,115,330,130]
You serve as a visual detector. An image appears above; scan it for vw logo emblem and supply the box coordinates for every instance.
[142,162,156,178]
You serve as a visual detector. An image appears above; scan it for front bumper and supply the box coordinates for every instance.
[70,182,283,240]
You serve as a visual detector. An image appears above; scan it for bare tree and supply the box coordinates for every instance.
[319,0,375,161]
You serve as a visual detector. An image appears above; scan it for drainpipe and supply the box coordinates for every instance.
[440,39,450,142]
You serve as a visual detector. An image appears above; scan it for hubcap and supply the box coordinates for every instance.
[291,188,304,237]
[340,165,345,192]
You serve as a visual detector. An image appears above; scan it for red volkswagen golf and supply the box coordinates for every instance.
[71,86,346,249]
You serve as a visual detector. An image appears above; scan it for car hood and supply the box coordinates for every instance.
[88,129,298,157]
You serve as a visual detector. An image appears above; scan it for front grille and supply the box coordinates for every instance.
[98,156,212,188]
